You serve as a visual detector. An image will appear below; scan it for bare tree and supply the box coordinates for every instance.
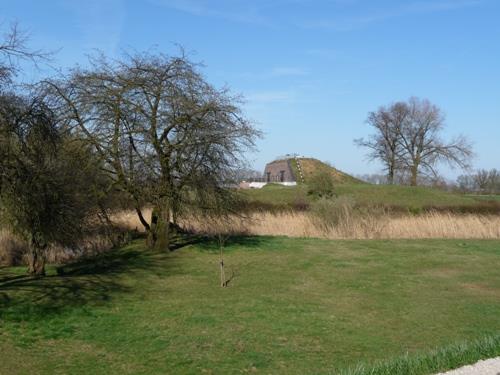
[473,169,490,193]
[355,102,408,184]
[399,98,473,186]
[487,169,500,194]
[357,98,473,186]
[231,167,262,183]
[42,50,260,250]
[457,169,500,194]
[0,22,49,85]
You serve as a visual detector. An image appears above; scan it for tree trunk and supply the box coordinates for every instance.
[388,164,395,185]
[27,240,46,277]
[155,207,170,251]
[147,203,171,251]
[146,208,159,248]
[410,165,418,186]
[219,241,226,287]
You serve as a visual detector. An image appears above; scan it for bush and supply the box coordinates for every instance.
[307,170,335,198]
[292,189,310,211]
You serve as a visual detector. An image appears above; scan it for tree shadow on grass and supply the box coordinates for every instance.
[0,244,177,321]
[194,235,273,253]
[0,235,270,322]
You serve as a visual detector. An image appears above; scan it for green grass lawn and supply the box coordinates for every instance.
[1,237,500,374]
[241,183,487,211]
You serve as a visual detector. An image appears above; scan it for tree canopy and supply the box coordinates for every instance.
[42,51,261,250]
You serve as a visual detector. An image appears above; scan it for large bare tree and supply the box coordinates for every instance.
[399,97,473,186]
[355,102,408,184]
[357,97,473,186]
[42,51,260,250]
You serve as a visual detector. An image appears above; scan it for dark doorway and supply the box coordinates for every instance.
[279,170,285,182]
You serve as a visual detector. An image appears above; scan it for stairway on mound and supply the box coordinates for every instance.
[294,156,305,183]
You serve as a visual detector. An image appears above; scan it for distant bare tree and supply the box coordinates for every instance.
[473,169,490,193]
[457,169,500,194]
[487,169,500,194]
[456,174,474,193]
[357,98,473,186]
[355,102,408,184]
[232,167,262,182]
[399,98,473,186]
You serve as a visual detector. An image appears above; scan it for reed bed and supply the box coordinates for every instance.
[196,212,500,240]
[113,210,500,240]
[3,211,499,266]
[0,227,129,267]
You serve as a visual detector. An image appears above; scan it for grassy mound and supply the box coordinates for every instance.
[241,182,500,213]
[245,157,500,213]
[1,237,500,374]
[289,157,363,184]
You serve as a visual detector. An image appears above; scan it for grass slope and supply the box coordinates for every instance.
[241,183,488,211]
[289,157,363,185]
[1,237,500,374]
[245,158,499,212]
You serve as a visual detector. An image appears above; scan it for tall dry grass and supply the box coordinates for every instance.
[243,211,500,239]
[0,229,27,266]
[114,209,500,240]
[0,227,130,267]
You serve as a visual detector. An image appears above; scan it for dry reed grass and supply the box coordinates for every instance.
[0,227,129,267]
[113,210,500,240]
[0,229,27,266]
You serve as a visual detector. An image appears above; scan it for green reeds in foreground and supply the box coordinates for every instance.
[341,334,500,375]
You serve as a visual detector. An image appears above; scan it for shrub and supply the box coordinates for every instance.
[307,170,335,198]
[292,189,310,211]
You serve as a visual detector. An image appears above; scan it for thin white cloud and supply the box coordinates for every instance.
[147,0,361,25]
[246,90,297,104]
[302,0,484,31]
[148,0,267,24]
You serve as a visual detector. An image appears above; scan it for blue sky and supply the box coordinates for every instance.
[2,0,499,178]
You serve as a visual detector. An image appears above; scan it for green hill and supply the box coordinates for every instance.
[241,182,500,213]
[241,157,500,213]
[289,157,363,185]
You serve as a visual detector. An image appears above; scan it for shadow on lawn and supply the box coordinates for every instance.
[194,235,272,253]
[0,234,267,321]
[0,242,179,321]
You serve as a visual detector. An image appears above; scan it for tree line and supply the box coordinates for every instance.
[457,169,500,194]
[0,23,260,275]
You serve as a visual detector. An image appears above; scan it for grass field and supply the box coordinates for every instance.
[1,237,500,374]
[240,183,491,211]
